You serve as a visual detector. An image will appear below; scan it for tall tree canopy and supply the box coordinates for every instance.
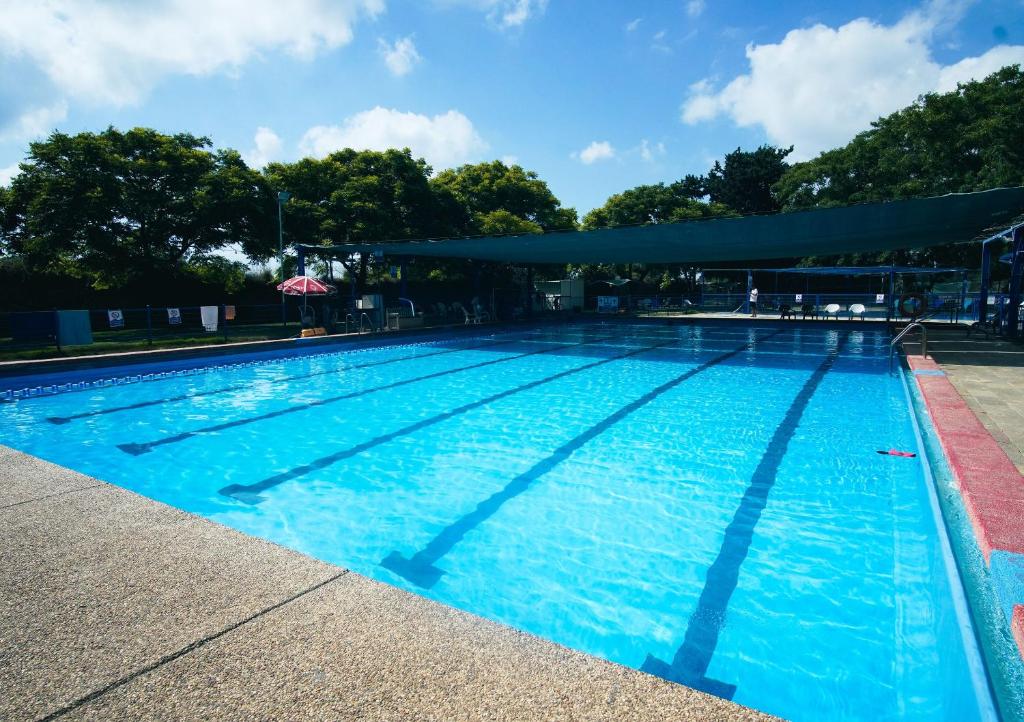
[703,145,793,215]
[582,182,735,229]
[263,147,441,287]
[431,161,577,236]
[263,148,437,247]
[775,65,1024,210]
[1,127,272,288]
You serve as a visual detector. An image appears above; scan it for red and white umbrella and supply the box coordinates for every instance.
[276,275,335,296]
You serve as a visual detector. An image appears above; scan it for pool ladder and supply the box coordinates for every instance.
[342,312,378,334]
[889,322,927,372]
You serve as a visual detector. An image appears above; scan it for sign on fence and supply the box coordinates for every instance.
[876,294,885,303]
[224,305,236,321]
[167,308,181,325]
[597,296,619,313]
[107,309,124,328]
[795,294,802,303]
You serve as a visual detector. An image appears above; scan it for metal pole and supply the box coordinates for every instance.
[1006,226,1024,338]
[277,191,291,325]
[278,199,284,323]
[887,267,895,323]
[146,305,152,346]
[978,240,992,325]
[744,270,752,314]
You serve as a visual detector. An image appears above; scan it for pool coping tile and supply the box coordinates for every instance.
[907,354,1024,660]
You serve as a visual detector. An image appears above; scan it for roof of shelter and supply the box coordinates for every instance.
[297,187,1024,265]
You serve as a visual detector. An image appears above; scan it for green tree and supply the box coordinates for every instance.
[581,183,734,229]
[2,127,273,288]
[776,65,1024,269]
[431,160,577,235]
[703,145,793,215]
[264,147,438,289]
[775,65,1024,210]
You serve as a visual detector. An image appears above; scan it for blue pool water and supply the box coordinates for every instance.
[0,322,993,720]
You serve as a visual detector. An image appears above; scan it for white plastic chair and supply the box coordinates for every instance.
[453,301,479,324]
[848,303,866,320]
[823,303,842,320]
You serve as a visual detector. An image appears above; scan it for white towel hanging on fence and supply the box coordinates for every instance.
[200,305,218,332]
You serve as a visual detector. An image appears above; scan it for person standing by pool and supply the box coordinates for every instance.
[749,287,759,317]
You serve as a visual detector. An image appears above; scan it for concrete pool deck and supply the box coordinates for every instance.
[0,446,773,721]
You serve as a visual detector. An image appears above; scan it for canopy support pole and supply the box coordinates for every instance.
[887,267,895,324]
[960,271,967,324]
[1006,226,1023,338]
[978,241,992,324]
[297,247,306,276]
[527,266,534,318]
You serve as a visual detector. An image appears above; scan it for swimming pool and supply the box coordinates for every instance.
[0,321,995,720]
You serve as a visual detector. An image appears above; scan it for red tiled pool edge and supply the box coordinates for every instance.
[907,355,1024,660]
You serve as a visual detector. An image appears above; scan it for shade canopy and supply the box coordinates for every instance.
[297,187,1024,265]
[768,266,965,276]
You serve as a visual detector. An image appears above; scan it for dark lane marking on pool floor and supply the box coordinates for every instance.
[76,326,693,428]
[46,336,535,425]
[48,327,780,425]
[379,329,786,589]
[117,334,623,456]
[216,335,702,504]
[640,332,850,700]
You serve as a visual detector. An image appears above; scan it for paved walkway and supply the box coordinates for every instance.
[903,327,1024,474]
[0,447,771,721]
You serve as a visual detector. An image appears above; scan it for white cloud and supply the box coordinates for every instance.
[639,139,666,162]
[626,17,642,32]
[652,29,671,54]
[0,163,20,186]
[299,107,489,170]
[500,154,519,165]
[576,141,615,164]
[243,127,283,169]
[686,0,705,19]
[438,0,548,29]
[936,44,1024,92]
[0,0,383,139]
[681,5,1024,160]
[378,36,422,77]
[0,101,68,142]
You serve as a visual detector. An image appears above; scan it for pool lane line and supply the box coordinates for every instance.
[215,334,716,504]
[379,329,787,589]
[50,327,677,425]
[45,335,540,425]
[116,333,624,457]
[640,331,850,700]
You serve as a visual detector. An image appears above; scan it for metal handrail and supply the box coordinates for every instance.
[359,312,376,333]
[889,322,927,371]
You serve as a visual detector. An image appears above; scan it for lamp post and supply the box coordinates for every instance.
[277,191,291,323]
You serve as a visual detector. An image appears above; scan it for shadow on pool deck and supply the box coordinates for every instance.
[0,446,774,721]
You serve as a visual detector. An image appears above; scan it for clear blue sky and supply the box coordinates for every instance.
[1,0,1022,215]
